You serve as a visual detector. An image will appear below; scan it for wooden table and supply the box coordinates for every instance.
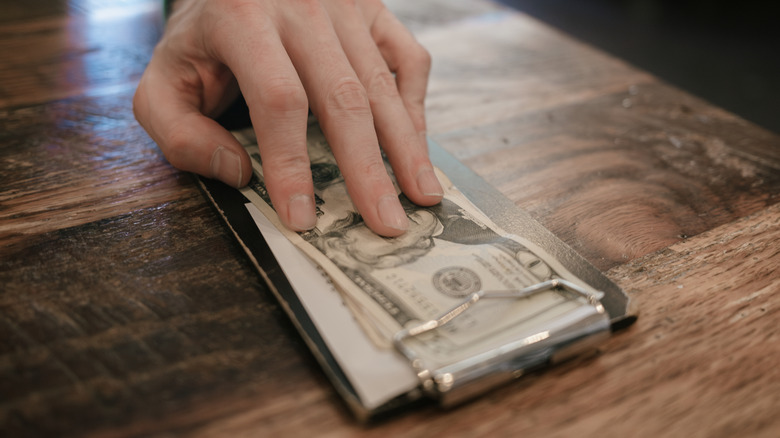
[2,0,778,436]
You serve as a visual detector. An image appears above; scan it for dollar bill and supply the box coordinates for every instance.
[234,120,602,368]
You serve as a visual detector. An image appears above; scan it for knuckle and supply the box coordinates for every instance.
[354,155,389,180]
[365,68,399,101]
[264,148,309,172]
[409,46,432,71]
[208,1,265,49]
[260,78,308,114]
[327,77,370,114]
[263,155,312,187]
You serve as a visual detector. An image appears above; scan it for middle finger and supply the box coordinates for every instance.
[279,1,409,236]
[323,0,443,207]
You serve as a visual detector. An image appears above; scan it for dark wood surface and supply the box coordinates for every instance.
[1,0,778,436]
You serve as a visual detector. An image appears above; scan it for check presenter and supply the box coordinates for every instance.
[133,0,444,237]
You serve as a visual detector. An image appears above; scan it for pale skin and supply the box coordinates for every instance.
[133,0,444,237]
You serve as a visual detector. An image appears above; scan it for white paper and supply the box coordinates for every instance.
[245,203,419,410]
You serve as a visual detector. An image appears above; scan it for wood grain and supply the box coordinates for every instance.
[0,0,162,108]
[0,91,191,249]
[0,194,340,437]
[421,13,780,270]
[148,204,779,438]
[1,0,779,436]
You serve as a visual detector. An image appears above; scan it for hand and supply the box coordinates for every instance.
[133,0,443,237]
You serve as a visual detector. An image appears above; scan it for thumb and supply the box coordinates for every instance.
[133,66,252,188]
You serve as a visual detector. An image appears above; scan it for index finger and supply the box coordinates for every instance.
[370,8,432,135]
[281,3,410,236]
[211,9,318,232]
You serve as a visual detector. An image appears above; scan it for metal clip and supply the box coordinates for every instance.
[393,279,607,398]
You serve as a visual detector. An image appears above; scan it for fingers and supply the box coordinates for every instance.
[326,2,442,209]
[211,11,317,232]
[369,7,432,136]
[135,0,437,238]
[279,2,411,236]
[133,64,252,189]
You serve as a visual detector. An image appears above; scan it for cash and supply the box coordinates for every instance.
[235,121,601,369]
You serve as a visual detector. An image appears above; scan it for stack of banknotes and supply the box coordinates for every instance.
[232,120,611,411]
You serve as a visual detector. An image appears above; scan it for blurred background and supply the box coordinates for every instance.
[498,0,780,134]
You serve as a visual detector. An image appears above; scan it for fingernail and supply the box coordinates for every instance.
[210,146,243,188]
[377,194,408,231]
[288,194,317,231]
[416,167,443,197]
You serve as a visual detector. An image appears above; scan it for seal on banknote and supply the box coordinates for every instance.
[433,267,481,298]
